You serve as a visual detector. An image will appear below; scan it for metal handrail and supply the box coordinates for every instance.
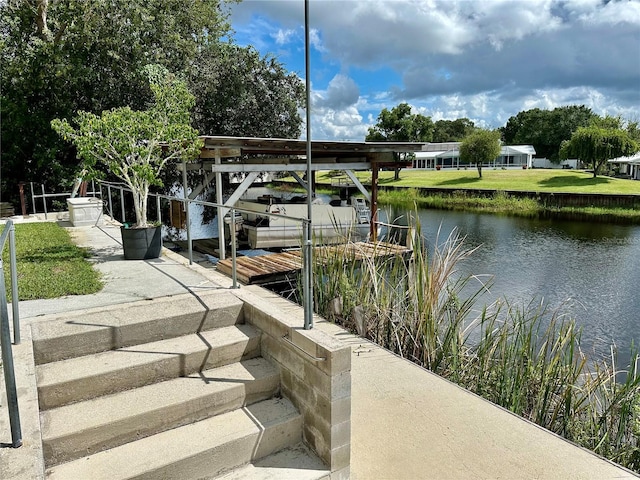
[25,180,316,330]
[94,180,314,328]
[0,220,22,448]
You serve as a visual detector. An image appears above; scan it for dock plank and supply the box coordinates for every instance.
[215,241,411,285]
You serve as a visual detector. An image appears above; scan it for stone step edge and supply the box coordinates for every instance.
[45,397,302,480]
[213,444,330,480]
[42,357,281,468]
[37,323,262,410]
[32,289,245,365]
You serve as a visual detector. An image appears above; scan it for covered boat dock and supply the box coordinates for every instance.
[178,136,425,260]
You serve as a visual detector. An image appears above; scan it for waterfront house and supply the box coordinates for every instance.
[608,152,640,180]
[412,142,536,170]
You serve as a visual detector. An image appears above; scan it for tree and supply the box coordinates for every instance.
[51,65,203,227]
[433,118,476,142]
[188,44,305,138]
[366,103,434,180]
[459,130,502,178]
[501,106,596,161]
[1,1,303,207]
[560,126,637,178]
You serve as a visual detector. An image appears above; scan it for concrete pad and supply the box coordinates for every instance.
[16,221,226,320]
[332,332,638,480]
[216,444,330,480]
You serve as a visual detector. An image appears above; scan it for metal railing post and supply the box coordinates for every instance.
[303,220,313,330]
[30,182,36,215]
[9,225,19,344]
[119,187,126,223]
[41,184,48,220]
[0,221,22,448]
[107,185,114,220]
[156,195,162,224]
[230,208,238,289]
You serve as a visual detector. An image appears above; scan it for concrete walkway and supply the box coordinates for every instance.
[1,219,637,479]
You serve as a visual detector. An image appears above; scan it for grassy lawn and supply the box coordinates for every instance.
[2,223,102,300]
[316,169,640,195]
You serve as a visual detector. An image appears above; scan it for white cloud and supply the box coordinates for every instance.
[231,0,640,141]
[272,28,296,45]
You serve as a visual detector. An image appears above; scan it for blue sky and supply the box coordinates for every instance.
[229,0,640,141]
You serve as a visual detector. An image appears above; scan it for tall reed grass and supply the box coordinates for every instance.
[310,222,640,472]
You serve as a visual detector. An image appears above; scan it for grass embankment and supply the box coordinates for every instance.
[317,169,640,194]
[306,231,640,472]
[312,170,640,222]
[2,223,102,300]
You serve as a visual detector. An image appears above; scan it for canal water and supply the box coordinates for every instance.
[381,206,640,366]
[185,187,639,366]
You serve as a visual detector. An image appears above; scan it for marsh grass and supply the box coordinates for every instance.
[378,189,640,223]
[310,222,640,472]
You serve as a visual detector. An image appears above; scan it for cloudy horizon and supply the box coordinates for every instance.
[230,0,640,141]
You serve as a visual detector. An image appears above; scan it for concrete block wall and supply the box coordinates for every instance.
[239,287,351,479]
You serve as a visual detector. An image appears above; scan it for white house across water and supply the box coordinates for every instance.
[608,152,640,180]
[412,142,536,170]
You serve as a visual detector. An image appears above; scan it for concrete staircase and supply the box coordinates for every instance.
[30,291,330,479]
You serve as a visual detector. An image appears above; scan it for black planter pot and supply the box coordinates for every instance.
[120,225,163,260]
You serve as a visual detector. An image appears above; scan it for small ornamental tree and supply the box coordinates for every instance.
[459,129,502,178]
[52,65,203,227]
[560,126,638,178]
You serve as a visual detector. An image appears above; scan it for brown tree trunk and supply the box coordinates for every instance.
[36,0,51,40]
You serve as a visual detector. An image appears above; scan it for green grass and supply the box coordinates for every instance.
[314,169,640,195]
[1,223,103,300]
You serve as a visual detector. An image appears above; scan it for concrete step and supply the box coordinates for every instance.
[37,324,261,409]
[214,444,330,480]
[42,357,280,467]
[45,397,302,480]
[32,290,244,364]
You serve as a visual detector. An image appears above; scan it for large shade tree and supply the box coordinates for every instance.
[432,118,476,142]
[560,126,638,178]
[459,130,502,178]
[501,106,596,162]
[366,103,434,180]
[0,0,304,207]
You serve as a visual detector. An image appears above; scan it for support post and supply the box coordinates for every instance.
[18,183,26,216]
[41,184,48,219]
[182,159,193,265]
[230,208,239,289]
[371,163,379,241]
[304,0,314,330]
[215,150,225,260]
[0,256,22,448]
[119,187,125,224]
[9,226,19,344]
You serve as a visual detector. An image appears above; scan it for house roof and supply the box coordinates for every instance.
[608,152,640,165]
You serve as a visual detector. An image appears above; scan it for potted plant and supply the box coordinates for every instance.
[52,65,202,259]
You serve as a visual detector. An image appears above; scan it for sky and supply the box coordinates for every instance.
[228,0,640,142]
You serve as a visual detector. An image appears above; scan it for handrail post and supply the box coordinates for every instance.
[119,187,126,223]
[156,195,162,224]
[41,184,48,220]
[9,225,20,344]
[303,220,313,330]
[0,253,22,448]
[230,208,239,289]
[107,185,114,221]
[30,182,36,215]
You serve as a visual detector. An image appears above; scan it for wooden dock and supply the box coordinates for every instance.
[215,241,412,285]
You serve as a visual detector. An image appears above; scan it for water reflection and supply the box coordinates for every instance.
[381,207,640,365]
